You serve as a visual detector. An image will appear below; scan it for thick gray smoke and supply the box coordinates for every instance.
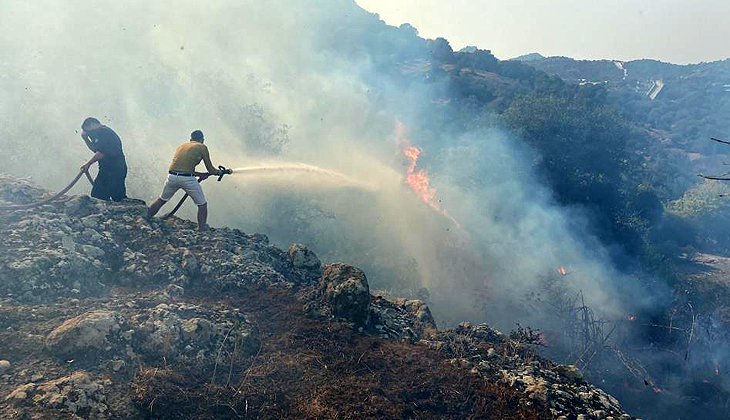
[0,0,631,331]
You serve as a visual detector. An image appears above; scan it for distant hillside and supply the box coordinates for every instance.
[520,55,730,171]
[511,52,545,62]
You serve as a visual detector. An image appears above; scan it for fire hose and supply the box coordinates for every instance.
[162,165,232,219]
[0,169,95,211]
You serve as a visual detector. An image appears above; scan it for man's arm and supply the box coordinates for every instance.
[201,147,221,175]
[80,151,105,173]
[81,131,95,152]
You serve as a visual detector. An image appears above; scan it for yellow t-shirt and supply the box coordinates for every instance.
[169,141,217,174]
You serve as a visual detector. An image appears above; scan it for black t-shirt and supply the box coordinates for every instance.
[89,126,127,171]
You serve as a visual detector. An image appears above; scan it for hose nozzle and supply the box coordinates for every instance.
[217,165,232,181]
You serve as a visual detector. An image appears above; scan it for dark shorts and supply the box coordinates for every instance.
[92,165,127,202]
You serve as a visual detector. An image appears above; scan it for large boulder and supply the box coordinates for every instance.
[46,311,120,358]
[319,263,370,325]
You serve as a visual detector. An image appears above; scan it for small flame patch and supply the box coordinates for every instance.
[395,121,460,227]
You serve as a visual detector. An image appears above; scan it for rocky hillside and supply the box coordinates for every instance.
[0,174,639,419]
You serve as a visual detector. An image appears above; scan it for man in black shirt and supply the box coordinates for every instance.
[80,117,127,202]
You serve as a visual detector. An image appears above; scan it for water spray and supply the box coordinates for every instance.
[228,163,369,188]
[162,162,372,219]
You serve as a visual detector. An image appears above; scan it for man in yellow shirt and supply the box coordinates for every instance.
[146,130,229,231]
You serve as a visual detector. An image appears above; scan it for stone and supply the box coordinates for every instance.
[319,263,370,325]
[402,299,437,331]
[63,195,98,218]
[165,284,185,297]
[6,383,35,401]
[111,359,125,372]
[181,250,199,275]
[82,244,105,258]
[46,311,120,358]
[286,243,322,282]
[181,318,213,343]
[287,243,321,271]
[0,360,10,373]
[557,364,583,381]
[8,371,109,418]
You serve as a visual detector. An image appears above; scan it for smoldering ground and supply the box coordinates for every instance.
[3,1,704,386]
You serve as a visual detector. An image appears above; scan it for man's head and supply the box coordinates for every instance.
[81,117,102,132]
[191,130,204,143]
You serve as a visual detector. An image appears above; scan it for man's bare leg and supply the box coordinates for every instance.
[197,203,208,231]
[146,198,167,219]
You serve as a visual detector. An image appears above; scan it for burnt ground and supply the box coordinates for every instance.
[0,285,553,419]
[132,286,553,420]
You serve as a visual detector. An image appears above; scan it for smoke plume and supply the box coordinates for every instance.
[0,0,637,332]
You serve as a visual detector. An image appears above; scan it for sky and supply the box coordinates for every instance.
[356,0,730,64]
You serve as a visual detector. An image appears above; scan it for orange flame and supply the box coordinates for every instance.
[395,121,460,227]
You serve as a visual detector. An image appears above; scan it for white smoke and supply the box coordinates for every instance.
[0,0,630,331]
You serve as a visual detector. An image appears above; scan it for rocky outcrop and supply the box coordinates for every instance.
[425,323,633,420]
[0,175,639,420]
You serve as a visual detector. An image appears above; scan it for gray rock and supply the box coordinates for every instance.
[6,371,109,418]
[319,263,370,325]
[46,311,120,358]
[82,244,105,258]
[131,304,258,363]
[557,364,583,381]
[111,359,125,372]
[287,243,321,280]
[181,249,199,275]
[181,318,213,343]
[63,195,98,218]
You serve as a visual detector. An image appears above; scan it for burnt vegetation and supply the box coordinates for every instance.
[132,288,551,420]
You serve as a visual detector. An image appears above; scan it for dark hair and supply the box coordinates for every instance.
[82,117,100,129]
[191,130,204,141]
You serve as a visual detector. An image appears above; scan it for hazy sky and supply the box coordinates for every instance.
[356,0,730,64]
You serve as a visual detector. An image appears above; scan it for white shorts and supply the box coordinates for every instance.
[160,174,207,206]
